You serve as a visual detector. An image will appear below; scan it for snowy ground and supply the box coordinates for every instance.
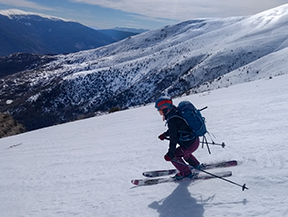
[1,74,288,217]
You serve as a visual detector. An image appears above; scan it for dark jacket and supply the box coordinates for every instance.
[163,106,197,158]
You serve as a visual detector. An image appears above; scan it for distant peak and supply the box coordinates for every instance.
[0,8,68,22]
[0,9,30,17]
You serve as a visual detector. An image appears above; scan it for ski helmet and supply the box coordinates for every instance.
[155,97,173,111]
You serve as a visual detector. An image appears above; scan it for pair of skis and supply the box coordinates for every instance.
[131,160,237,186]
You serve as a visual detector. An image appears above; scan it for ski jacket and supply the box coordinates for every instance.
[163,107,197,158]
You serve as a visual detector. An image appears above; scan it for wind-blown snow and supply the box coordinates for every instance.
[0,9,68,22]
[1,73,288,216]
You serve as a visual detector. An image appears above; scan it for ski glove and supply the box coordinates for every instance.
[158,133,166,140]
[164,154,172,161]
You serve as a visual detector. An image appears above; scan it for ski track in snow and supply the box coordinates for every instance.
[1,74,288,216]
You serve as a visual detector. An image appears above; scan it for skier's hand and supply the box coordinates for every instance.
[164,154,172,161]
[158,133,166,140]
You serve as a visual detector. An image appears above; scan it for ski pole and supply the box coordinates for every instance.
[202,135,211,154]
[197,167,248,191]
[200,141,226,148]
[199,106,208,111]
[171,159,249,191]
[164,137,225,148]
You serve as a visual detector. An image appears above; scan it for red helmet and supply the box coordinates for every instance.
[155,97,173,111]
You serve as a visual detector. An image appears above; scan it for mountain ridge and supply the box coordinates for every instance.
[0,9,137,57]
[1,4,288,131]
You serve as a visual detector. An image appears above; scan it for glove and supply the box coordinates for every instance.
[158,133,166,140]
[164,154,172,161]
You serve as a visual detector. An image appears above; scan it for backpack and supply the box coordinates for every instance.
[177,101,207,137]
[177,101,225,154]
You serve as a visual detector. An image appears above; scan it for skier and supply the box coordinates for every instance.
[155,96,201,180]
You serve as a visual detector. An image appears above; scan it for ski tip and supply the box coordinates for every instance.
[142,172,153,177]
[242,183,249,191]
[131,180,139,185]
[232,160,238,166]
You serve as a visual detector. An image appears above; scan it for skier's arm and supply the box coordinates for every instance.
[166,119,178,158]
[163,129,169,137]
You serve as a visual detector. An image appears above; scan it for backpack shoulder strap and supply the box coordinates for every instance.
[166,113,189,128]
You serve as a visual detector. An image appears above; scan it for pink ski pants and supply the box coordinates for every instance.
[171,137,200,176]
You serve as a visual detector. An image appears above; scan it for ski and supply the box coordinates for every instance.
[142,160,237,178]
[131,171,232,186]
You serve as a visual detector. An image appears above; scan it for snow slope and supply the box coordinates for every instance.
[193,44,288,93]
[1,72,288,216]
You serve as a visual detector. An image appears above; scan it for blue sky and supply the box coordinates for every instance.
[1,0,288,30]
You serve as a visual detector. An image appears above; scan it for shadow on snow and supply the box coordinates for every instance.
[148,181,204,217]
[148,180,248,217]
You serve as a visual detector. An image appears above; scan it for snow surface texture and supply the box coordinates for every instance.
[1,73,288,216]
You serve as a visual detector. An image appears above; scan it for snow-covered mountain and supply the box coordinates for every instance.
[1,71,288,217]
[98,29,139,41]
[0,9,127,56]
[113,27,148,34]
[0,9,68,21]
[1,4,288,131]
